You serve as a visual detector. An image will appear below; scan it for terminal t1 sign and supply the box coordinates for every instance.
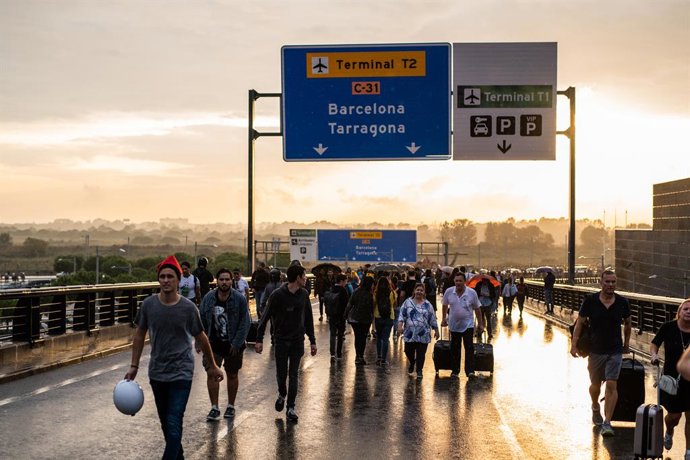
[453,42,557,160]
[282,43,451,161]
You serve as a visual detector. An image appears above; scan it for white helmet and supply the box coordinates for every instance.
[113,379,144,416]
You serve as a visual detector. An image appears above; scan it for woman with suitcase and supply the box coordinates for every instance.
[397,283,439,379]
[650,298,690,457]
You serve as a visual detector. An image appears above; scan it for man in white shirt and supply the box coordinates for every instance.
[232,268,250,303]
[442,273,484,378]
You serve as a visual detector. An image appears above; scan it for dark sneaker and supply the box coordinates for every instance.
[466,372,476,378]
[224,406,235,419]
[408,363,415,374]
[206,407,221,421]
[600,421,615,437]
[450,373,459,379]
[416,372,423,379]
[591,407,603,426]
[663,431,673,450]
[286,407,299,422]
[275,394,285,412]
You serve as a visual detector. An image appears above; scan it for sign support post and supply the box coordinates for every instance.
[557,87,576,284]
[248,89,282,275]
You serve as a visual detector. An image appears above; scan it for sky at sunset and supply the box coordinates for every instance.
[1,1,688,228]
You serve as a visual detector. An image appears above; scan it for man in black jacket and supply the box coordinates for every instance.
[327,273,349,360]
[544,270,556,314]
[255,264,317,422]
[250,262,270,316]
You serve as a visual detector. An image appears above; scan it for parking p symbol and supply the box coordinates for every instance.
[496,116,516,135]
[520,115,542,136]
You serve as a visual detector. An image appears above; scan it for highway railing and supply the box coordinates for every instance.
[525,280,683,333]
[1,278,680,349]
[0,283,160,347]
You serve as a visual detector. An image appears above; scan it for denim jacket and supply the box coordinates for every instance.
[199,288,250,349]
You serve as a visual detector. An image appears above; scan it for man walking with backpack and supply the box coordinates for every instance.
[197,268,250,421]
[326,273,349,360]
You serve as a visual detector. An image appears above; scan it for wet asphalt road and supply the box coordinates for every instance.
[0,298,685,460]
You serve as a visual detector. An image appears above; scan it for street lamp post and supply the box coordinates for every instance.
[95,247,127,285]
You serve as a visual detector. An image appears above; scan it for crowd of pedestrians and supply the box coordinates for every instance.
[123,256,689,459]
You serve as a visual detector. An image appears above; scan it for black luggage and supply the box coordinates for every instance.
[633,366,664,459]
[245,310,259,344]
[612,355,645,422]
[474,332,494,375]
[245,320,259,344]
[433,328,452,374]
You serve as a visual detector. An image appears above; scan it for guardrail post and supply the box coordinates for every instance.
[100,291,115,327]
[73,292,96,333]
[48,295,67,336]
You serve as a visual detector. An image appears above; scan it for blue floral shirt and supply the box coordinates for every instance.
[398,297,439,344]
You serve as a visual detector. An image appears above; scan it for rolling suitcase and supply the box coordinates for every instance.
[633,366,664,459]
[474,332,494,375]
[612,354,645,422]
[433,327,452,375]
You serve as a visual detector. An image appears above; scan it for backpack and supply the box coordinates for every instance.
[378,294,392,319]
[324,290,341,317]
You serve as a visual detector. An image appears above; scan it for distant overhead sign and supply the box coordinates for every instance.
[289,229,317,263]
[317,229,416,263]
[453,42,557,160]
[282,43,451,161]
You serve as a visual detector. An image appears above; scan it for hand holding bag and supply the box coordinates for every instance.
[569,317,592,357]
[658,374,680,395]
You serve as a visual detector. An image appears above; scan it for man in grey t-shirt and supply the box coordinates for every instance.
[125,255,223,460]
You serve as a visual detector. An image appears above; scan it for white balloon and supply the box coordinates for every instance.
[113,379,144,416]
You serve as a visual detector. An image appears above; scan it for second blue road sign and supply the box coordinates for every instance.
[281,43,451,161]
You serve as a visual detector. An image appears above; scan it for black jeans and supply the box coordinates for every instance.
[329,316,346,358]
[404,342,428,373]
[350,322,370,359]
[450,328,475,375]
[274,340,304,409]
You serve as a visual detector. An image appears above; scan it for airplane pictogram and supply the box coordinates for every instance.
[312,57,328,74]
[464,88,481,106]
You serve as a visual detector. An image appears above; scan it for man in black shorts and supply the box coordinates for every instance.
[571,270,631,437]
[198,268,251,420]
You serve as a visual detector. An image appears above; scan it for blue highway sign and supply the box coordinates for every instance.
[317,230,417,263]
[282,43,451,161]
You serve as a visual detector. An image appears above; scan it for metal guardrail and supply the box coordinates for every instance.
[0,283,160,346]
[0,278,682,349]
[525,280,683,334]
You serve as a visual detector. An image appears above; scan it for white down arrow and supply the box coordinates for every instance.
[313,144,328,155]
[406,142,420,154]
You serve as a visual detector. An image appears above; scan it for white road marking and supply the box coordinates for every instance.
[0,363,125,407]
[492,393,526,459]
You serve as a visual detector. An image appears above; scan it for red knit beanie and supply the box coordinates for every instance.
[157,255,182,280]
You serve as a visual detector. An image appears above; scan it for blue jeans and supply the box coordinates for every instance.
[375,317,394,362]
[544,288,554,311]
[150,379,193,460]
[254,289,265,316]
